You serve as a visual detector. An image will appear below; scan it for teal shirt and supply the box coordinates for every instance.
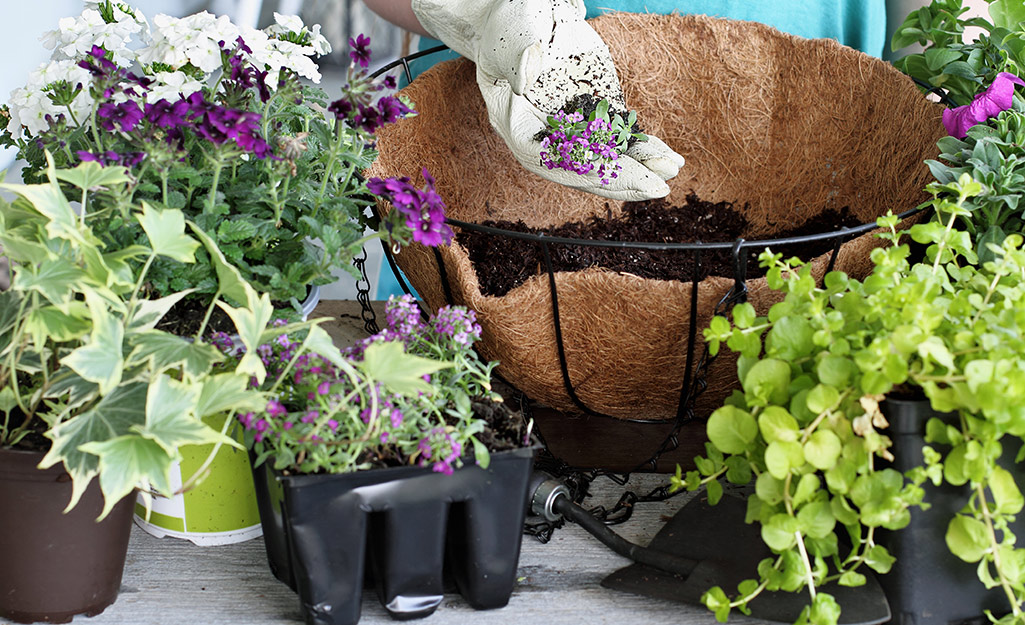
[406,0,887,81]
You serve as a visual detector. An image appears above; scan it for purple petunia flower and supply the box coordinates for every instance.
[145,98,190,129]
[943,72,1025,138]
[349,34,372,69]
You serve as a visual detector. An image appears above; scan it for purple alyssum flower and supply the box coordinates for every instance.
[943,72,1025,138]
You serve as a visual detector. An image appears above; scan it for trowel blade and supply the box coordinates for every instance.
[601,494,891,625]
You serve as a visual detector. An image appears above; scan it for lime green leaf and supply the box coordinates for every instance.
[216,292,274,384]
[39,382,148,511]
[471,436,491,469]
[22,304,90,348]
[54,160,130,190]
[701,586,732,623]
[707,405,758,455]
[806,384,840,414]
[138,203,199,262]
[78,435,175,519]
[756,472,785,505]
[817,355,857,388]
[797,501,836,539]
[990,466,1024,514]
[793,474,820,507]
[946,515,990,563]
[863,544,895,574]
[805,430,843,470]
[743,358,791,405]
[128,330,223,378]
[60,298,124,394]
[758,405,800,443]
[809,593,841,625]
[361,341,449,396]
[765,440,804,479]
[707,479,723,505]
[762,513,798,551]
[918,336,956,371]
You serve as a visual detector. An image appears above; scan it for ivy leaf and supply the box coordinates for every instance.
[361,341,450,396]
[15,258,86,305]
[78,435,176,520]
[138,202,200,262]
[128,330,223,378]
[195,372,265,417]
[947,515,990,563]
[60,297,124,395]
[128,289,195,331]
[188,221,253,305]
[137,375,232,455]
[216,291,274,384]
[39,381,148,512]
[54,160,130,190]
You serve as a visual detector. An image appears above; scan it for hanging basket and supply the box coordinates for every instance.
[368,13,945,423]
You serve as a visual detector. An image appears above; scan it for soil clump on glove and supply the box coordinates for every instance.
[459,194,861,297]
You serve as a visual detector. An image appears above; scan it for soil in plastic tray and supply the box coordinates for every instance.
[459,194,863,297]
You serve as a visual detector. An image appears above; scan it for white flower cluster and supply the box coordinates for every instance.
[7,3,332,139]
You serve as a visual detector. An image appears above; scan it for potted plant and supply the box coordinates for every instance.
[0,1,421,329]
[0,157,295,622]
[220,295,535,625]
[675,171,1025,624]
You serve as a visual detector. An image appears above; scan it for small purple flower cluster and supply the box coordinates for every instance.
[326,35,413,135]
[431,305,481,348]
[418,427,462,475]
[367,168,454,247]
[539,110,621,185]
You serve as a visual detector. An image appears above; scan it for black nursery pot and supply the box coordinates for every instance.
[879,397,1025,625]
[251,447,536,625]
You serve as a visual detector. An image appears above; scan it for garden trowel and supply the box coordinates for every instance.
[530,476,891,625]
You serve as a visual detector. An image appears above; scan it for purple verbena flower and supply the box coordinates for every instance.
[349,34,372,69]
[97,100,144,132]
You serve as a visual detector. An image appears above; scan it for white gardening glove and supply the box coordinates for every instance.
[410,0,684,201]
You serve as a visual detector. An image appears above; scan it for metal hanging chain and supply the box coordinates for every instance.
[352,246,380,335]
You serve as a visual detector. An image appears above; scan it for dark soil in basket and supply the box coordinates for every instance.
[458,194,865,297]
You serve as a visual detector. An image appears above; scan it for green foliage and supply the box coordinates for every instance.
[675,200,1025,623]
[0,160,279,518]
[891,0,1025,107]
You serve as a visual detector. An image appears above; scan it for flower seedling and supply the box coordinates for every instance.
[537,95,645,185]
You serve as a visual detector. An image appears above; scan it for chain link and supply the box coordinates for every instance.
[352,246,379,335]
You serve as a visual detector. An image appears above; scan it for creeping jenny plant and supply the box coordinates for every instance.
[678,174,1025,624]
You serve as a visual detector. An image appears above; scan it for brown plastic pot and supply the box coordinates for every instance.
[0,447,134,624]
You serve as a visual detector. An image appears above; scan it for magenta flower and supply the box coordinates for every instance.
[943,72,1025,138]
[349,34,372,68]
[97,101,144,132]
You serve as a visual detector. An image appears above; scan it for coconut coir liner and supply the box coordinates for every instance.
[367,13,945,421]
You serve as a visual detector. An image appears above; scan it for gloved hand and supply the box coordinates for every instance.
[410,0,684,201]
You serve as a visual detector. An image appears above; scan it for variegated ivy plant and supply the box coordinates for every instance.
[0,155,341,518]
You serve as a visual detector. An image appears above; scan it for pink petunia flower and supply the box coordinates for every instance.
[943,72,1025,138]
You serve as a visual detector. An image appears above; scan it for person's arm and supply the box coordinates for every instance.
[360,0,431,37]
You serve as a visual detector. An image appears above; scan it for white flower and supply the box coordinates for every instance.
[7,60,94,137]
[137,11,236,75]
[41,6,145,67]
[270,12,304,34]
[146,71,204,103]
[308,24,332,56]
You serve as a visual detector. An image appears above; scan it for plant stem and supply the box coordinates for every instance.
[795,530,817,600]
[976,481,1022,617]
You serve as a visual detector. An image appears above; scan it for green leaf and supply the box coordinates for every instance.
[138,375,231,455]
[78,435,176,519]
[22,304,90,348]
[793,473,820,507]
[766,316,815,360]
[707,405,758,455]
[946,515,990,563]
[361,341,449,396]
[806,384,840,414]
[128,331,223,378]
[15,258,86,304]
[0,179,87,246]
[990,465,1024,514]
[918,336,956,372]
[195,372,264,417]
[188,222,252,305]
[758,406,800,443]
[808,593,841,625]
[217,219,258,242]
[707,479,723,505]
[129,289,195,331]
[797,501,836,539]
[471,436,491,469]
[817,355,857,388]
[701,586,732,623]
[864,544,896,574]
[53,160,130,190]
[216,292,274,384]
[805,430,843,470]
[838,570,866,587]
[761,513,798,551]
[39,382,149,512]
[743,358,791,405]
[990,0,1025,30]
[765,440,804,480]
[60,297,124,395]
[138,202,199,262]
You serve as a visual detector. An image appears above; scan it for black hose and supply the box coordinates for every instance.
[551,495,699,577]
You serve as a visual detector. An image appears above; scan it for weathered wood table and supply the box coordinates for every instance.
[5,302,772,625]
